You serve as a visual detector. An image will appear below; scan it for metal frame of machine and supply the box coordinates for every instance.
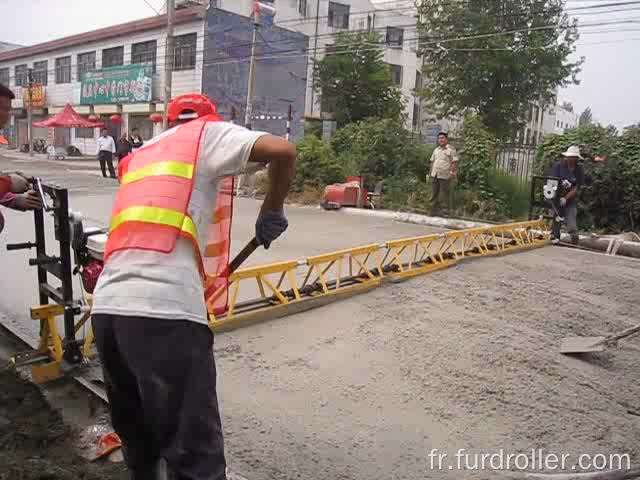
[6,178,102,383]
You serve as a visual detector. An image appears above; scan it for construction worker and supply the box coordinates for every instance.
[90,93,296,480]
[550,145,585,245]
[0,83,42,233]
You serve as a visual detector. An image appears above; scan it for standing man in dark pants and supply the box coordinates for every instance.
[130,127,144,152]
[97,128,116,178]
[91,94,296,480]
[428,131,458,216]
[550,145,585,245]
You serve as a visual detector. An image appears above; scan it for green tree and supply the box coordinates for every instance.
[561,101,574,113]
[416,0,582,139]
[331,117,432,181]
[579,107,593,126]
[313,32,405,127]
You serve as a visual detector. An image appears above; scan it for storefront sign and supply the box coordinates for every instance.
[22,85,46,108]
[81,64,152,105]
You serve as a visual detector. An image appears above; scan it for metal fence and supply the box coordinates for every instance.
[494,143,537,184]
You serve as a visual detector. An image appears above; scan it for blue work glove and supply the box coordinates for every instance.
[255,209,288,250]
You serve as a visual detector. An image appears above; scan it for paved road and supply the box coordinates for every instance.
[3,154,639,480]
[0,154,443,343]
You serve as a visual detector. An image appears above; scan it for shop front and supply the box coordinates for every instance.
[81,63,153,142]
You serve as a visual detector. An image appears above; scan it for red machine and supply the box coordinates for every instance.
[322,176,370,209]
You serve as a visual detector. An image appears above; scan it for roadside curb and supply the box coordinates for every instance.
[339,207,492,230]
[0,149,96,163]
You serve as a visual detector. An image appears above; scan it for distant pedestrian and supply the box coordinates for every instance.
[549,145,585,245]
[97,128,116,179]
[130,127,144,151]
[428,132,458,216]
[116,132,132,163]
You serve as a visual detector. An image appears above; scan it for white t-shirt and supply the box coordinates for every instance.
[91,121,267,325]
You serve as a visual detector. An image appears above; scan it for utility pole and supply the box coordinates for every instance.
[285,104,292,141]
[244,2,259,131]
[162,0,175,131]
[27,68,33,157]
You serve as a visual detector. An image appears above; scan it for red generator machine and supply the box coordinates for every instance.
[321,176,370,210]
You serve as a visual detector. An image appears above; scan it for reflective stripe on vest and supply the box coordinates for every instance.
[110,206,198,240]
[121,161,195,185]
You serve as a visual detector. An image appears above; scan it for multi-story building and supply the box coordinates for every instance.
[212,0,427,134]
[0,4,205,153]
[553,105,578,134]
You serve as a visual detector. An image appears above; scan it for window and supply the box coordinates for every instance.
[389,64,402,86]
[412,102,420,130]
[525,128,530,144]
[55,57,71,84]
[386,27,404,48]
[75,127,95,139]
[328,2,350,29]
[367,14,372,30]
[33,60,48,85]
[298,0,307,16]
[15,64,28,87]
[415,70,422,90]
[132,40,157,73]
[77,52,96,82]
[174,33,197,70]
[0,68,9,86]
[102,46,124,68]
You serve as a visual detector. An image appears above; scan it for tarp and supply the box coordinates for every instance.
[32,104,105,128]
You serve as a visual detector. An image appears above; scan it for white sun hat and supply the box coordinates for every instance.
[561,145,583,159]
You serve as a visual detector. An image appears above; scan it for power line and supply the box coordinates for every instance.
[142,0,163,15]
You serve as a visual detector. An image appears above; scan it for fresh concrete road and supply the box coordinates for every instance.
[3,154,638,480]
[0,153,441,342]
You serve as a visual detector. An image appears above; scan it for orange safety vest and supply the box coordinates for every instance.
[103,114,234,315]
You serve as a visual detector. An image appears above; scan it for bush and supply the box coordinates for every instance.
[487,170,530,220]
[293,135,344,192]
[535,124,639,232]
[331,118,433,185]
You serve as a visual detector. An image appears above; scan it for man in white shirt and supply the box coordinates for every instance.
[91,95,296,480]
[97,128,116,178]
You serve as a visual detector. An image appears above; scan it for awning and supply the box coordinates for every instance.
[32,104,105,128]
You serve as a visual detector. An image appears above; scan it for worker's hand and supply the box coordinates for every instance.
[14,190,43,210]
[9,173,30,193]
[559,197,567,207]
[255,209,288,250]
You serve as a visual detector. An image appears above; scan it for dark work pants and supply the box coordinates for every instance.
[98,150,116,178]
[430,176,451,216]
[92,314,226,480]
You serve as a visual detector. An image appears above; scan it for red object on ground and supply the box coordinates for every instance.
[167,93,217,122]
[92,432,122,461]
[81,259,104,294]
[323,180,369,208]
[0,134,8,145]
[32,104,105,128]
[149,112,163,123]
[109,114,122,124]
[0,176,10,196]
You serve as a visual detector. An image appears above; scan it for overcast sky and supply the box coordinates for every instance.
[3,0,638,129]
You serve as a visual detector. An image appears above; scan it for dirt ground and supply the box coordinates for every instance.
[215,246,640,479]
[0,362,126,480]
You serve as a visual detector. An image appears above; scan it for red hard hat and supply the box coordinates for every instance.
[167,94,219,122]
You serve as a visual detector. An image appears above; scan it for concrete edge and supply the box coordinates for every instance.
[339,207,492,231]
